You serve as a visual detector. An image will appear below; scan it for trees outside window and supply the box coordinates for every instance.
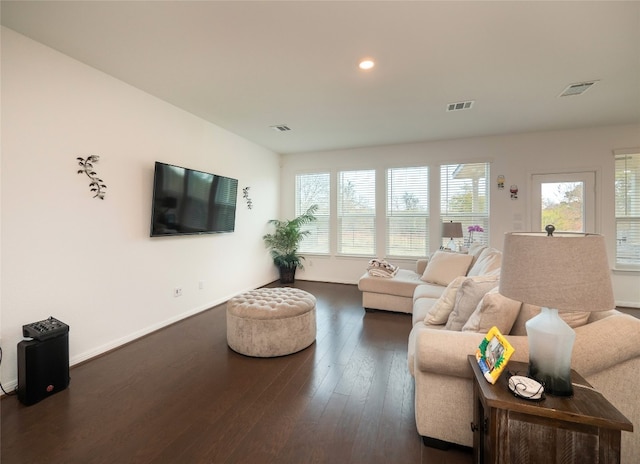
[338,170,376,256]
[387,166,429,257]
[441,163,490,248]
[296,173,330,254]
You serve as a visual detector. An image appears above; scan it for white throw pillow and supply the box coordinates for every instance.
[420,251,474,286]
[424,276,466,325]
[444,276,500,331]
[468,243,487,261]
[462,287,522,334]
[467,247,502,277]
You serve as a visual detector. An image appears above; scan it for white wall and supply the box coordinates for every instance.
[281,125,640,307]
[0,28,280,390]
[2,27,638,396]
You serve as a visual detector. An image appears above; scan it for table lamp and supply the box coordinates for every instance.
[442,221,463,252]
[499,229,614,396]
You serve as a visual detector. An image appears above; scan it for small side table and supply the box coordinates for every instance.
[469,355,633,464]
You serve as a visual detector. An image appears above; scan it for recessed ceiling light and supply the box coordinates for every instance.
[358,59,375,70]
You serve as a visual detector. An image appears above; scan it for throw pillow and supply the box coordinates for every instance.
[462,287,522,334]
[510,303,539,335]
[424,276,466,325]
[559,310,591,328]
[510,304,592,335]
[468,243,487,260]
[420,251,474,286]
[467,247,502,277]
[444,276,500,331]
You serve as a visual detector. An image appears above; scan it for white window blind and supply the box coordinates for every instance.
[296,172,330,254]
[338,169,376,255]
[387,166,429,257]
[615,152,640,269]
[441,163,490,248]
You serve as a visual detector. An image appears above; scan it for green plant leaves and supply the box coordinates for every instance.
[263,205,318,269]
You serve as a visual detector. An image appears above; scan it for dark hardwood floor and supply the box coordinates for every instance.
[1,281,472,464]
[618,306,640,319]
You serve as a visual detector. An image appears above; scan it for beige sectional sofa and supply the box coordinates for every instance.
[357,245,640,464]
[357,244,501,314]
[358,260,431,314]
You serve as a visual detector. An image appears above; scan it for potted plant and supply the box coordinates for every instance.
[263,205,318,283]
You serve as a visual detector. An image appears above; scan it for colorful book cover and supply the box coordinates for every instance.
[475,326,515,384]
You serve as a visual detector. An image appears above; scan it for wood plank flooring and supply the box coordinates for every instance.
[1,281,472,464]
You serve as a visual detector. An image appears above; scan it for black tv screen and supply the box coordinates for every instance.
[150,162,238,237]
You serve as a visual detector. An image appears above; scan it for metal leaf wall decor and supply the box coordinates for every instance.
[243,186,253,209]
[77,155,107,199]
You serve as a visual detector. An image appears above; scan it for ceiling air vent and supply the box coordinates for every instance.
[270,124,291,132]
[559,81,598,97]
[447,100,474,112]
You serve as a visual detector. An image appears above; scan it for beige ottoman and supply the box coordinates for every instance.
[226,287,317,357]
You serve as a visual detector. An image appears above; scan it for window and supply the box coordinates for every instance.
[441,163,489,248]
[531,172,595,233]
[615,151,640,269]
[386,166,429,257]
[338,169,376,255]
[296,172,330,254]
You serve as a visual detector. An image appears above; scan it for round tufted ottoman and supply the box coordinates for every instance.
[226,287,317,357]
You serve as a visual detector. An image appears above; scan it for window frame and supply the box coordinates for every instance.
[386,166,430,259]
[295,171,331,255]
[614,150,640,270]
[337,169,376,257]
[440,162,490,249]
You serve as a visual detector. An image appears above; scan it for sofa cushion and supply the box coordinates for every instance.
[467,247,502,277]
[510,303,592,335]
[413,283,447,301]
[407,321,446,377]
[358,269,422,298]
[423,276,466,325]
[444,276,500,331]
[413,297,438,326]
[420,251,473,286]
[462,287,521,334]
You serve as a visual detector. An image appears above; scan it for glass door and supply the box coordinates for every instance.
[531,172,595,233]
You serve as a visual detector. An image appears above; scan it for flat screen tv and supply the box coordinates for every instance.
[150,161,238,237]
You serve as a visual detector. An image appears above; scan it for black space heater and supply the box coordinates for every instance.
[17,317,70,406]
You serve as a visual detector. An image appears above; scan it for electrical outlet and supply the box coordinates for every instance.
[198,281,204,290]
[174,287,182,297]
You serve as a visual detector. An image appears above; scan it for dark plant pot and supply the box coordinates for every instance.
[279,265,296,284]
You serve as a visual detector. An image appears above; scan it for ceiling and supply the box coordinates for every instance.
[2,1,639,155]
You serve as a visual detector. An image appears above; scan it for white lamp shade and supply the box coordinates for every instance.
[499,232,614,312]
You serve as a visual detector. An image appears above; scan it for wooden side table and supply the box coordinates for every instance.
[469,355,633,464]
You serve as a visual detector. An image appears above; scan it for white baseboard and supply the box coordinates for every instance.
[2,379,18,395]
[1,280,273,398]
[69,281,270,366]
[69,300,223,367]
[1,301,224,398]
[616,300,640,309]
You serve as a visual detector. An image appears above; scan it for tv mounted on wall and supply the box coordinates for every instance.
[150,161,238,237]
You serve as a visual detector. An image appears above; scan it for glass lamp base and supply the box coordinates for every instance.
[447,239,458,252]
[526,307,576,397]
[528,361,574,396]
